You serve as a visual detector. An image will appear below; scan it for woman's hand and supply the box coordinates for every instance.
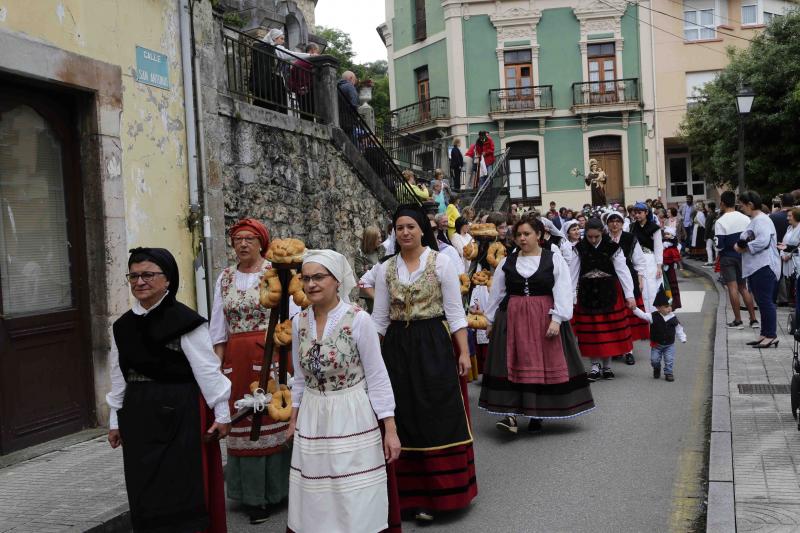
[383,420,401,464]
[656,266,663,279]
[626,297,636,310]
[458,351,472,377]
[734,244,744,254]
[545,320,560,338]
[108,429,122,449]
[206,422,230,441]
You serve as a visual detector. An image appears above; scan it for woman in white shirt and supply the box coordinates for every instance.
[287,250,400,533]
[106,248,230,532]
[372,204,476,523]
[479,215,594,434]
[450,216,474,272]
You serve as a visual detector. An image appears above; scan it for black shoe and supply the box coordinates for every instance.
[602,368,615,380]
[746,339,764,346]
[727,320,744,329]
[750,319,760,329]
[528,418,542,432]
[249,506,270,524]
[496,415,518,434]
[653,366,661,379]
[415,509,435,522]
[588,368,602,382]
[624,353,635,365]
[665,374,675,382]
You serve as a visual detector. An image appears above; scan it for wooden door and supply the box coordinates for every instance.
[590,151,624,205]
[416,68,430,122]
[0,86,92,454]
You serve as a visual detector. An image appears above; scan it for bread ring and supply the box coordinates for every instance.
[467,313,488,330]
[274,319,292,347]
[249,381,261,394]
[487,242,507,267]
[471,270,491,286]
[288,271,303,294]
[266,238,306,264]
[459,273,470,295]
[293,290,311,308]
[259,268,282,308]
[267,389,292,421]
[463,241,478,260]
[287,271,311,308]
[470,223,498,238]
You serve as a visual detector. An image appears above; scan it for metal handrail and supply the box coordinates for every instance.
[222,27,317,119]
[489,85,554,113]
[572,77,640,107]
[386,96,450,130]
[469,149,511,212]
[337,90,422,208]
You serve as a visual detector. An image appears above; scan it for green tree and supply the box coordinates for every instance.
[316,26,356,74]
[680,11,800,196]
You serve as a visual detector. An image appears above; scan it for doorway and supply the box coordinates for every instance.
[589,135,623,205]
[0,85,92,454]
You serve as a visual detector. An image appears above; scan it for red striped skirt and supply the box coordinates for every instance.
[625,288,650,342]
[571,283,633,358]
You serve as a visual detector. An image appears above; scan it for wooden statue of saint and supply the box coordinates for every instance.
[585,159,608,207]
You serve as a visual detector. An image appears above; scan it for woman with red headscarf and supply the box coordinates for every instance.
[209,218,290,525]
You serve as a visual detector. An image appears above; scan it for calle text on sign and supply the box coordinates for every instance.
[135,46,170,90]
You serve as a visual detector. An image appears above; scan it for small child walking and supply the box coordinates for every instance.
[633,285,687,382]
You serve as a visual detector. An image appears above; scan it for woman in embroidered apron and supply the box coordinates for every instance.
[479,215,594,434]
[372,204,477,524]
[209,218,290,525]
[606,211,650,365]
[286,250,401,533]
[570,218,637,381]
[107,248,230,532]
[630,202,664,313]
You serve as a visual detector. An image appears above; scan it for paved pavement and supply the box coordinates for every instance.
[690,261,800,533]
[1,275,717,533]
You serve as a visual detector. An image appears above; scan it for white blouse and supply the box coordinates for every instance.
[569,243,635,299]
[291,301,396,420]
[439,242,465,274]
[609,232,647,275]
[451,232,474,272]
[371,248,468,336]
[484,253,573,325]
[106,293,232,430]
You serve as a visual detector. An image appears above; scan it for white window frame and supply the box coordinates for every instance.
[666,153,706,203]
[684,8,717,41]
[741,1,761,25]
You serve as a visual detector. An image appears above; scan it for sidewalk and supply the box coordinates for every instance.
[690,262,800,532]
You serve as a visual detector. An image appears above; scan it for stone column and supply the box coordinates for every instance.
[308,55,341,127]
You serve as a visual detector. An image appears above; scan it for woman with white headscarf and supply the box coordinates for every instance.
[252,28,312,113]
[287,250,401,533]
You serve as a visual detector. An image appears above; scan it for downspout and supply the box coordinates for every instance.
[179,0,213,318]
[648,0,661,197]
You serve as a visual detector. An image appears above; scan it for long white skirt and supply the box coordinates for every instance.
[288,381,388,533]
[640,252,660,313]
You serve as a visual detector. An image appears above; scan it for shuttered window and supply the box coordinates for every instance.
[414,0,427,42]
[0,105,73,316]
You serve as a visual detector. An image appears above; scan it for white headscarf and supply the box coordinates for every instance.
[302,250,357,303]
[562,219,580,241]
[263,28,284,45]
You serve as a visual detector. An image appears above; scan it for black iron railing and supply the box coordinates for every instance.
[338,90,422,207]
[489,85,554,113]
[469,150,511,213]
[223,28,317,120]
[382,128,442,176]
[572,78,640,107]
[387,97,449,130]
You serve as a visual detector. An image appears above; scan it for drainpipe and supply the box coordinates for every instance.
[179,0,213,318]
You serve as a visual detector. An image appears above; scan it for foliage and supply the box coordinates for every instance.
[680,11,800,196]
[316,26,357,73]
[222,12,245,28]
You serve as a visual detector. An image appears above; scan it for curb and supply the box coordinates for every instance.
[683,263,736,533]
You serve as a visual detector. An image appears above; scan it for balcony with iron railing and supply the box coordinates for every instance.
[488,85,555,120]
[571,78,641,113]
[386,96,450,133]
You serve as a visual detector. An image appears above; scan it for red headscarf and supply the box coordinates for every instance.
[229,218,270,258]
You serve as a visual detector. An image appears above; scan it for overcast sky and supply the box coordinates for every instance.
[316,1,388,63]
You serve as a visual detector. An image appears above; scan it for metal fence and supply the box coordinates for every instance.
[337,90,422,208]
[572,78,640,107]
[489,85,554,113]
[386,96,450,131]
[469,149,511,214]
[222,28,317,120]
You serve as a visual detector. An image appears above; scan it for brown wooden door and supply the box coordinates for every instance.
[590,151,624,205]
[0,86,92,454]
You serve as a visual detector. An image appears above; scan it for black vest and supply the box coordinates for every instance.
[650,312,680,345]
[615,231,641,298]
[499,250,555,310]
[113,300,206,383]
[575,236,620,312]
[631,220,660,252]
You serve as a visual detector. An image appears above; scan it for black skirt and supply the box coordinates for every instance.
[383,317,472,450]
[118,381,208,533]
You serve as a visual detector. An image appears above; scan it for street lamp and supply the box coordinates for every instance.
[736,86,755,192]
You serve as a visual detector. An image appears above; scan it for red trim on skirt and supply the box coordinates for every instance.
[571,283,634,358]
[625,289,650,342]
[199,400,227,533]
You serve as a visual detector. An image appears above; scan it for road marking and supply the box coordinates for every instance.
[675,291,706,314]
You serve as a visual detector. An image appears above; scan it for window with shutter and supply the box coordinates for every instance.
[414,0,427,42]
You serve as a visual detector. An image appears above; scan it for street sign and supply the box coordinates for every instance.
[135,46,170,90]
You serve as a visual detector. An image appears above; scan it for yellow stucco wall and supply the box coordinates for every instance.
[0,0,196,307]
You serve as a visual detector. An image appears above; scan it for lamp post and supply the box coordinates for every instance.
[735,86,755,192]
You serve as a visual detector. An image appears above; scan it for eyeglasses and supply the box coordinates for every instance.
[232,236,260,245]
[126,271,165,283]
[300,273,333,284]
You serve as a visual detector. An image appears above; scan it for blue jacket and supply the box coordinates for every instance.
[338,79,358,108]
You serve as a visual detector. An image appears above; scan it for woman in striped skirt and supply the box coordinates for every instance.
[570,218,637,381]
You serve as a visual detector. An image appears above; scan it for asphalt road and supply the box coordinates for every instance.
[228,270,716,533]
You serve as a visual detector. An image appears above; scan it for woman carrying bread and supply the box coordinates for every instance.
[287,250,401,533]
[479,215,594,434]
[209,218,290,525]
[450,216,473,272]
[372,204,477,524]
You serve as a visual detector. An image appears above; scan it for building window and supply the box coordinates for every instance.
[503,50,533,108]
[684,4,716,41]
[685,70,720,108]
[742,3,759,24]
[587,43,617,104]
[667,153,705,200]
[415,66,430,120]
[508,141,541,205]
[414,0,426,42]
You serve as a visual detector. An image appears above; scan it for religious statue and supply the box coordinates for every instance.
[585,159,607,207]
